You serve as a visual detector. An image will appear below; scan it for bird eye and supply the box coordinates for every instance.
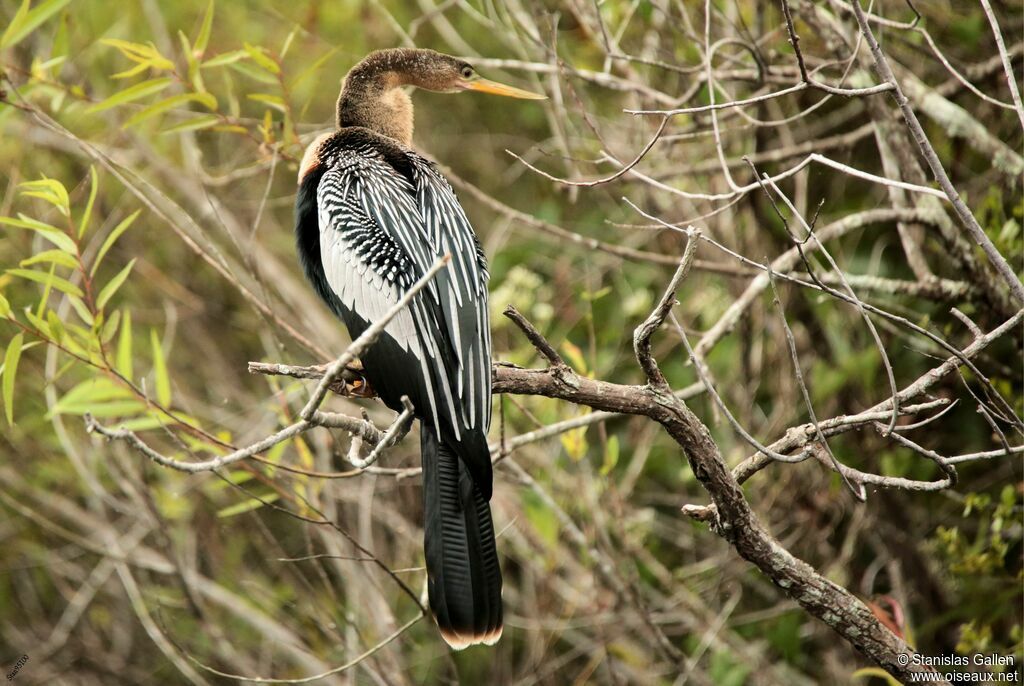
[460,66,474,79]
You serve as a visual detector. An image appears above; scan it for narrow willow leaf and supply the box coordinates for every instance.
[37,55,65,71]
[243,43,280,74]
[560,424,588,462]
[7,268,83,298]
[46,310,65,344]
[228,59,277,85]
[247,93,285,111]
[2,333,23,425]
[1,213,77,252]
[100,39,175,71]
[600,435,619,476]
[194,0,214,55]
[90,209,139,276]
[35,262,56,318]
[0,0,31,50]
[56,399,148,418]
[190,67,206,96]
[20,177,70,216]
[177,30,204,95]
[161,115,219,135]
[201,49,248,68]
[96,258,135,311]
[0,293,10,318]
[20,249,79,269]
[121,93,217,129]
[86,77,172,114]
[117,310,133,379]
[280,29,297,59]
[206,470,255,491]
[0,214,59,231]
[52,377,133,416]
[110,61,152,80]
[217,492,280,518]
[99,38,155,60]
[561,340,588,373]
[78,166,98,238]
[150,328,171,405]
[192,91,217,110]
[23,309,50,338]
[100,308,120,343]
[122,95,190,129]
[51,10,68,58]
[0,0,71,49]
[66,295,93,326]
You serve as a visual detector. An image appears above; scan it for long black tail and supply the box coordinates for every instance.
[421,425,503,649]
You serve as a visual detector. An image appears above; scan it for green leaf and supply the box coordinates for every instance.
[0,214,76,252]
[0,0,31,50]
[217,492,280,518]
[96,258,135,311]
[280,28,297,59]
[46,309,64,344]
[246,93,285,111]
[600,435,619,476]
[161,115,220,135]
[7,268,83,297]
[177,30,205,95]
[35,262,57,317]
[243,43,280,74]
[0,0,71,49]
[51,377,133,416]
[90,209,139,276]
[194,0,214,55]
[0,293,10,318]
[560,422,588,461]
[100,39,175,75]
[20,249,79,269]
[229,59,277,85]
[2,333,24,425]
[55,399,148,417]
[85,77,173,114]
[100,307,120,343]
[117,310,133,378]
[78,166,98,238]
[121,93,217,129]
[201,49,248,68]
[20,177,70,216]
[66,295,93,326]
[561,339,588,374]
[150,328,171,405]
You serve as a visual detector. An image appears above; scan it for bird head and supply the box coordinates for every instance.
[351,48,546,100]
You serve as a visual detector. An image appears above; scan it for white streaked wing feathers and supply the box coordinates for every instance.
[317,149,491,438]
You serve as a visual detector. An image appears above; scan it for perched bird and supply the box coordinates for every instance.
[294,48,544,649]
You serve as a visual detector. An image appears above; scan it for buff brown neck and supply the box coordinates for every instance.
[336,49,447,147]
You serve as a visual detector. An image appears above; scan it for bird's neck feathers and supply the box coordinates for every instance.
[337,53,416,147]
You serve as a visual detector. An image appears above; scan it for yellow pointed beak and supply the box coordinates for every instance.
[465,77,546,100]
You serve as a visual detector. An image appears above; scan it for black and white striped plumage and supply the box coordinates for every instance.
[296,127,501,648]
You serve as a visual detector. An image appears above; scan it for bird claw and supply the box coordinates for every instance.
[344,371,376,398]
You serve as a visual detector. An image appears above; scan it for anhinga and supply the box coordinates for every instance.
[294,48,543,649]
